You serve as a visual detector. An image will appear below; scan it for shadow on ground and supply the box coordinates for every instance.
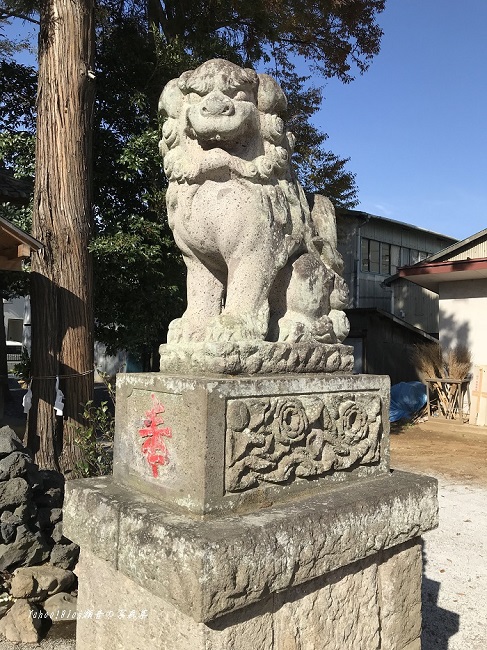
[422,574,460,649]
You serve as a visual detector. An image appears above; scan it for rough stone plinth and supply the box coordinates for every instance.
[73,541,422,650]
[159,341,354,374]
[63,471,437,624]
[113,372,389,516]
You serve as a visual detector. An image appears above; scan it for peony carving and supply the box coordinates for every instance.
[225,394,382,492]
[158,58,349,347]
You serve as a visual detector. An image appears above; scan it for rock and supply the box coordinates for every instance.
[35,486,63,509]
[51,521,63,543]
[0,599,42,643]
[1,510,20,525]
[0,526,50,571]
[49,541,80,570]
[10,565,76,601]
[0,452,32,481]
[43,591,77,621]
[0,592,12,618]
[38,506,62,530]
[0,602,11,618]
[0,520,16,544]
[13,499,37,523]
[0,427,24,458]
[0,477,30,512]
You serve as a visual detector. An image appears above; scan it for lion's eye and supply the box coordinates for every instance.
[225,89,248,101]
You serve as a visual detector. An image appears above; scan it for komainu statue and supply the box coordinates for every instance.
[158,59,350,349]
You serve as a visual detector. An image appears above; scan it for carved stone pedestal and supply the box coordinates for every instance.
[64,372,438,650]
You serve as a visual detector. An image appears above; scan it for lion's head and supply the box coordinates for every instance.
[158,59,294,183]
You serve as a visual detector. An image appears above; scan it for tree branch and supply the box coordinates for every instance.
[0,10,40,24]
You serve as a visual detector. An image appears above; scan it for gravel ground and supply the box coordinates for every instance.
[421,478,487,649]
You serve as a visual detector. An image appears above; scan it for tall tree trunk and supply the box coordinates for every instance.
[27,0,95,474]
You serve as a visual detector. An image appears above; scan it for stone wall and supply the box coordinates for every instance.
[0,426,79,643]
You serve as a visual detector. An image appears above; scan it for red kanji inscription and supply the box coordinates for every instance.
[138,394,172,477]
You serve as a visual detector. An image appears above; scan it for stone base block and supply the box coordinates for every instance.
[74,537,423,650]
[114,372,390,516]
[64,471,437,626]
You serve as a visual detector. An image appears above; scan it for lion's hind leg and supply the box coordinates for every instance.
[275,253,337,344]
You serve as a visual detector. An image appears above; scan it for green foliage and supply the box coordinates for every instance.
[11,347,30,384]
[0,60,37,132]
[73,400,115,478]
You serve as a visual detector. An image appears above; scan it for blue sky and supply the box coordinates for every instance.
[3,2,486,241]
[318,0,487,240]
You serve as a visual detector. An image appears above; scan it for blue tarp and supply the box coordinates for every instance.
[390,381,427,422]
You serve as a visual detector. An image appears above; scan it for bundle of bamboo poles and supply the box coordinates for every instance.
[411,343,471,418]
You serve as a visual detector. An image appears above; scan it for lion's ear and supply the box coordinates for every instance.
[158,78,185,119]
[257,74,287,115]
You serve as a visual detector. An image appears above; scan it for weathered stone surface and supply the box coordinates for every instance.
[273,557,381,649]
[113,372,390,516]
[0,477,30,511]
[0,451,31,480]
[12,499,37,523]
[74,541,423,650]
[51,521,64,543]
[38,506,63,530]
[64,471,437,623]
[378,541,422,649]
[159,341,354,375]
[0,426,24,457]
[0,509,21,525]
[10,565,76,600]
[225,391,382,492]
[158,59,350,357]
[0,599,42,643]
[49,541,80,570]
[0,528,50,572]
[43,592,77,621]
[401,640,421,650]
[0,520,16,544]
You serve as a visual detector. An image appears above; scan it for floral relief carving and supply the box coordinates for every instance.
[225,394,382,492]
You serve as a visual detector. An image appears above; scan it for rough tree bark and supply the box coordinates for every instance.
[27,0,95,473]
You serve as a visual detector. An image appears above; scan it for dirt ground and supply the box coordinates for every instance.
[391,417,487,650]
[390,417,487,487]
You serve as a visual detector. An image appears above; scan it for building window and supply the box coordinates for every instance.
[361,238,391,274]
[391,245,400,274]
[381,243,391,275]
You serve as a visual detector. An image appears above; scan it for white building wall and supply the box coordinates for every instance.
[439,279,487,367]
[3,296,25,342]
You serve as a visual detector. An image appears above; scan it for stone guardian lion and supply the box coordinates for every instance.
[158,59,349,346]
